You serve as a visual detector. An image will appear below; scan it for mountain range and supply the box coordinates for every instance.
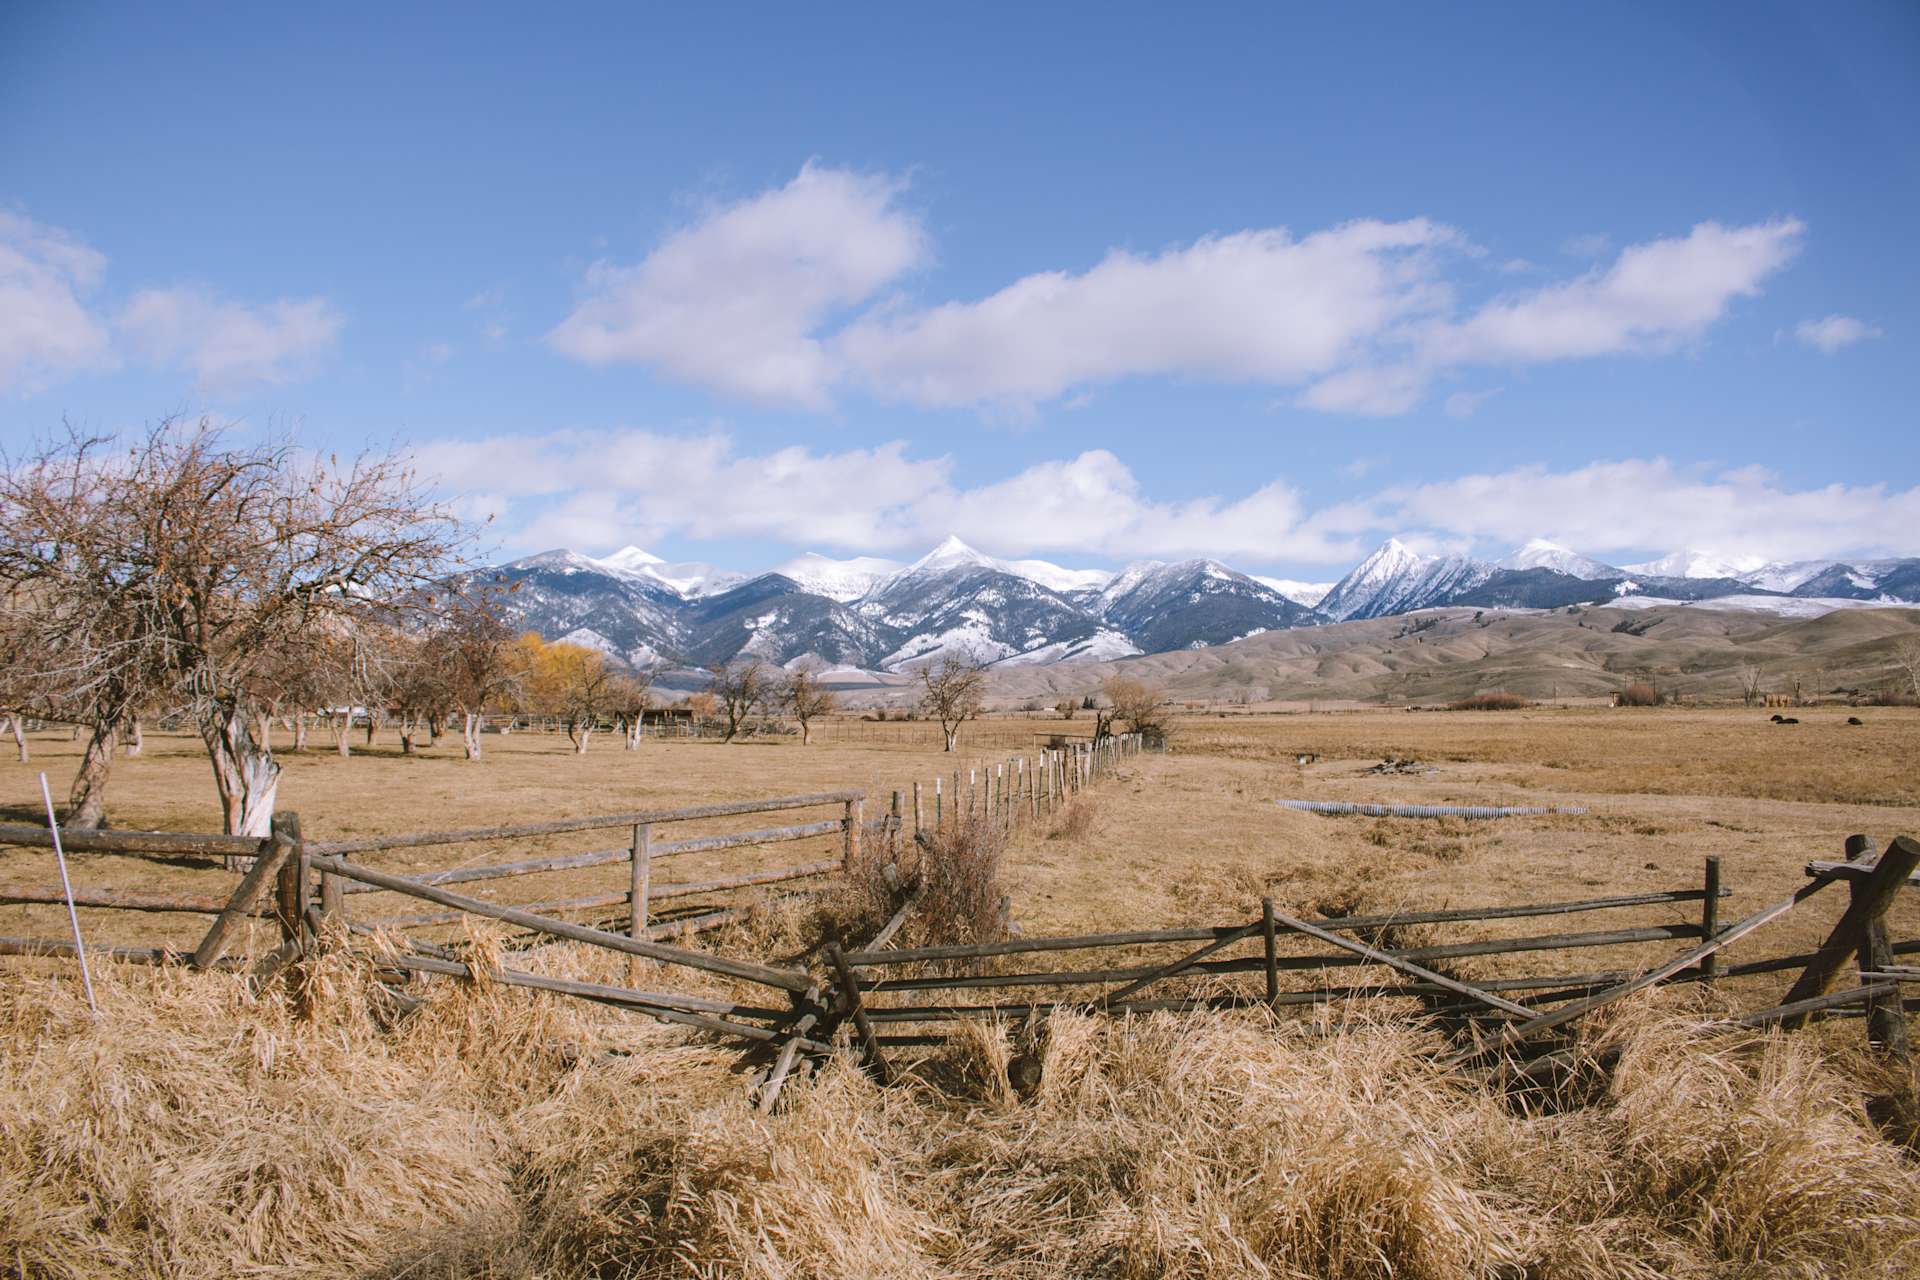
[476,535,1920,673]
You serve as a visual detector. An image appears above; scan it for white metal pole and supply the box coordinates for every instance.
[39,771,98,1015]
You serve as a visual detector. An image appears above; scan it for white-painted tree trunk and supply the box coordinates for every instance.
[124,715,143,757]
[462,712,483,760]
[202,703,280,839]
[5,714,27,763]
[333,712,353,758]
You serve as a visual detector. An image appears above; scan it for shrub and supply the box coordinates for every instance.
[1047,796,1096,842]
[837,814,1008,952]
[1616,682,1661,707]
[1447,691,1532,711]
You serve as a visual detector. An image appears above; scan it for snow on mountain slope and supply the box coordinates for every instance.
[1319,539,1492,621]
[1624,549,1765,579]
[1497,538,1619,580]
[1602,594,1913,619]
[768,552,904,602]
[1254,576,1335,607]
[1737,560,1837,593]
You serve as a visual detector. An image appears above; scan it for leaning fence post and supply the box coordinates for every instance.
[1779,835,1920,1030]
[890,790,903,855]
[1833,833,1915,1059]
[827,942,891,1083]
[1699,856,1722,982]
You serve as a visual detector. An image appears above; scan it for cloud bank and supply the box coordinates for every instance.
[415,428,1918,570]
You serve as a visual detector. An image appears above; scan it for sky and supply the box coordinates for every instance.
[3,2,1917,579]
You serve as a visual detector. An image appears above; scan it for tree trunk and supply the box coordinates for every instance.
[462,711,483,760]
[257,712,273,754]
[124,714,143,757]
[66,720,117,830]
[201,701,280,840]
[944,726,958,751]
[333,712,353,758]
[364,709,381,746]
[801,720,813,745]
[623,716,642,750]
[293,712,309,752]
[426,712,441,745]
[6,713,27,763]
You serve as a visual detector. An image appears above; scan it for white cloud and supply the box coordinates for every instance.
[544,166,1807,417]
[1793,313,1882,353]
[0,210,115,393]
[545,162,929,407]
[1419,218,1804,367]
[118,287,342,391]
[838,219,1457,409]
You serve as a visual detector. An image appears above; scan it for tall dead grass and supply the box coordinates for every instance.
[4,962,1918,1279]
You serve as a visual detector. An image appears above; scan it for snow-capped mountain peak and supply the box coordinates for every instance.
[602,545,665,571]
[913,534,997,571]
[1496,538,1620,580]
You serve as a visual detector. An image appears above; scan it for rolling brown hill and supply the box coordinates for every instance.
[962,603,1920,705]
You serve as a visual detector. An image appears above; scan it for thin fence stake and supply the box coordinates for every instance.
[1261,896,1279,1007]
[38,772,96,1015]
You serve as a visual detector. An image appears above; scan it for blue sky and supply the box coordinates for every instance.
[3,2,1916,578]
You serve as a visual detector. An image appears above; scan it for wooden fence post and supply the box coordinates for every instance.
[912,781,924,842]
[1700,856,1722,982]
[827,942,892,1083]
[272,812,306,952]
[890,791,902,854]
[1779,836,1920,1030]
[843,796,864,872]
[630,822,653,940]
[1262,896,1279,1007]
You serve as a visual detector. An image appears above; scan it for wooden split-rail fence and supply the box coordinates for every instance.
[1,765,1913,1106]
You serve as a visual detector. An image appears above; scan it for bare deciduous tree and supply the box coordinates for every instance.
[610,667,658,750]
[918,652,988,751]
[1736,662,1765,708]
[0,421,462,833]
[1895,640,1920,700]
[427,588,523,759]
[783,663,837,745]
[709,659,769,742]
[1101,675,1171,740]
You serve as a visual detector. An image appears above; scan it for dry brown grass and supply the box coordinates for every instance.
[4,965,1918,1279]
[4,709,1920,1276]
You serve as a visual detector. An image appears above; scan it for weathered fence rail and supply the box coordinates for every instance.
[2,773,1910,1114]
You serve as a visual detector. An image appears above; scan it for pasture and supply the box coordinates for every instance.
[4,705,1920,1277]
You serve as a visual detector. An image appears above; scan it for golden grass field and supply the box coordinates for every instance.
[4,706,1920,1277]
